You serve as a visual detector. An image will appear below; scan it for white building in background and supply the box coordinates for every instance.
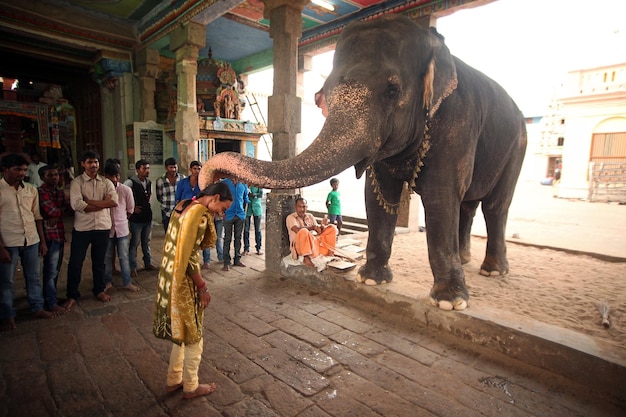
[539,63,626,199]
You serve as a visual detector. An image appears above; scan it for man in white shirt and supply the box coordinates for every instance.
[63,150,118,310]
[0,154,54,331]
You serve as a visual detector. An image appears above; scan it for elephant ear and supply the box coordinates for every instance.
[422,27,458,119]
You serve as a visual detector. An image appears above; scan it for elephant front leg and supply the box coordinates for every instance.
[356,169,403,285]
[422,197,469,311]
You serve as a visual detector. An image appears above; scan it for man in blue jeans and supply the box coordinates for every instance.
[124,159,154,276]
[214,213,224,262]
[0,154,55,331]
[243,186,263,256]
[104,160,138,292]
[222,177,248,271]
[38,164,71,316]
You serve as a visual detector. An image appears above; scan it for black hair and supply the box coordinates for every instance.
[330,177,339,185]
[135,159,149,170]
[190,160,201,169]
[0,153,29,170]
[177,182,233,212]
[38,164,55,179]
[164,157,177,166]
[80,150,100,162]
[104,159,121,176]
[295,196,308,205]
[198,182,232,201]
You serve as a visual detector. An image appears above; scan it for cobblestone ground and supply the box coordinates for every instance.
[0,232,623,416]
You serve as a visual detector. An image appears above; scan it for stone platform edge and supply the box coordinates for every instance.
[280,263,626,402]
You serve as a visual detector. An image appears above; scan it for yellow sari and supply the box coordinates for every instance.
[153,201,216,345]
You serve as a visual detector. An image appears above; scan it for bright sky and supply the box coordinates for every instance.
[437,0,626,115]
[302,0,626,116]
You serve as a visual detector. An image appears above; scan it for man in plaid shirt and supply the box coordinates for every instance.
[38,165,71,315]
[156,157,185,232]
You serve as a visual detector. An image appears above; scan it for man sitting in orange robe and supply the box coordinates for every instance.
[286,197,337,269]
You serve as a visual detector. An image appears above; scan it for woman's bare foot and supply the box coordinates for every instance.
[50,305,67,316]
[183,383,217,399]
[62,298,77,311]
[1,318,16,332]
[33,310,55,319]
[122,284,140,292]
[96,292,111,302]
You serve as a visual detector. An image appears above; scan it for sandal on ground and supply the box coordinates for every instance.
[183,383,217,399]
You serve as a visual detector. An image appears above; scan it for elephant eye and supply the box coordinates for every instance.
[385,83,400,99]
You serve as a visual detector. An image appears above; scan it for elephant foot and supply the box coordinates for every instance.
[479,268,503,277]
[430,297,468,311]
[356,275,388,286]
[429,278,469,311]
[356,263,393,285]
[479,255,509,277]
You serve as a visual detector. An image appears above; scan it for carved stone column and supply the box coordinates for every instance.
[135,48,159,122]
[170,22,206,173]
[262,0,309,273]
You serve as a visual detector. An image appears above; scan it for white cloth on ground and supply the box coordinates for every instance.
[282,254,336,272]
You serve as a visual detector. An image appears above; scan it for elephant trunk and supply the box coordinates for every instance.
[201,85,375,190]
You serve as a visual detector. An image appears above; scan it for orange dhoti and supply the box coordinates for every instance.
[293,225,338,258]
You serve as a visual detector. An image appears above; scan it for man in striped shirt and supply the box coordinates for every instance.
[156,157,185,232]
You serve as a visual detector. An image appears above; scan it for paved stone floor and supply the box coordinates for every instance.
[1,228,623,416]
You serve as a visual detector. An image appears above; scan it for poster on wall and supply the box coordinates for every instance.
[128,121,164,167]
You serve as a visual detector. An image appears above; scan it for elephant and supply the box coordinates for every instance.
[201,14,527,311]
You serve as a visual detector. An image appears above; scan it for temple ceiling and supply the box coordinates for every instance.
[0,0,489,79]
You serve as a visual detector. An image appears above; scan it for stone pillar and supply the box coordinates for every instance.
[396,184,421,231]
[262,0,309,273]
[170,22,206,173]
[135,48,159,122]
